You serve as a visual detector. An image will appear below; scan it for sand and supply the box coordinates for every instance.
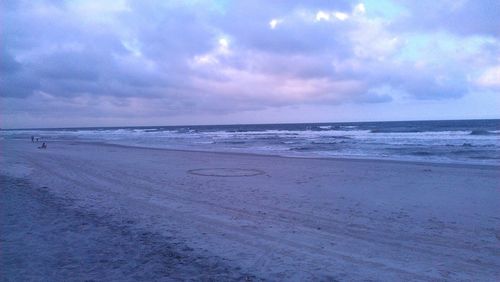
[1,139,499,281]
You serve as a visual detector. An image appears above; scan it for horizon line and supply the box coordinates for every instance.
[2,117,499,131]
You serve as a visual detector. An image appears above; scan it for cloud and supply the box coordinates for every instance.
[394,0,500,36]
[269,19,284,29]
[476,65,500,90]
[1,51,22,74]
[1,0,499,127]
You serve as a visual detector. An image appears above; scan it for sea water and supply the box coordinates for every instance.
[2,119,499,165]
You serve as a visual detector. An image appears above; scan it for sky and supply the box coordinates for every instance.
[1,0,499,128]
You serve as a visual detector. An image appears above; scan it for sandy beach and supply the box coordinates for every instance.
[1,139,499,281]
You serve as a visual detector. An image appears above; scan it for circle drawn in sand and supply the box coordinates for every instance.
[187,168,264,177]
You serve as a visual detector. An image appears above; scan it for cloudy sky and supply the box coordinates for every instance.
[1,0,499,128]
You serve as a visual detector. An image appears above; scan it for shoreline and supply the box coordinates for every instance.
[2,139,499,280]
[43,139,500,170]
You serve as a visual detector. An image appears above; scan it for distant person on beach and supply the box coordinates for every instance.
[31,136,34,142]
[36,138,39,142]
[38,142,47,149]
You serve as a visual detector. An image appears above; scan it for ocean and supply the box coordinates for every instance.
[2,119,499,165]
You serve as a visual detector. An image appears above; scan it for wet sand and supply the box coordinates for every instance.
[1,140,499,280]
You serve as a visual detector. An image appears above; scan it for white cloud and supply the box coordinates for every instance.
[121,38,142,57]
[334,12,349,21]
[192,54,218,65]
[269,18,283,29]
[476,65,500,89]
[190,37,231,66]
[353,3,366,15]
[349,19,401,60]
[315,10,330,21]
[315,10,349,22]
[219,38,229,48]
